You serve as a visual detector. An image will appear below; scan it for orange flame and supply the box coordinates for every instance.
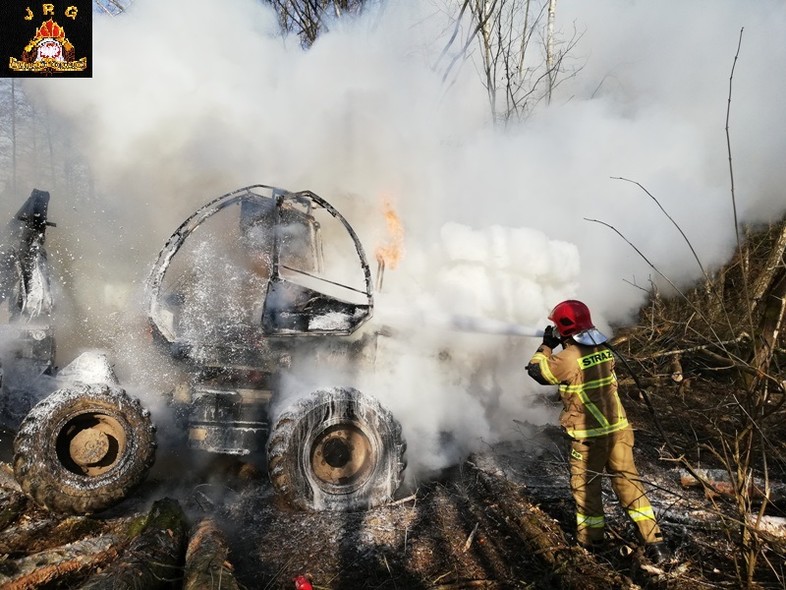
[375,197,404,270]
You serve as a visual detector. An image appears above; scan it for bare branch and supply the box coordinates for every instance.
[727,28,744,252]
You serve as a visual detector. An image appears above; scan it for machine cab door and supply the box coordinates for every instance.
[259,191,372,335]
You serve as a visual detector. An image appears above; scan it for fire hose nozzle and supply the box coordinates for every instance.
[449,315,545,338]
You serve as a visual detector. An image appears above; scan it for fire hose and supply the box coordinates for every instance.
[602,341,675,447]
[603,341,720,497]
[442,314,715,495]
[398,310,680,459]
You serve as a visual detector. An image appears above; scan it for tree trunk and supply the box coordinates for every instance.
[79,498,188,590]
[0,513,112,556]
[751,223,786,312]
[748,267,786,389]
[0,535,122,590]
[466,461,635,590]
[0,515,59,555]
[546,0,557,102]
[475,0,497,120]
[184,518,244,590]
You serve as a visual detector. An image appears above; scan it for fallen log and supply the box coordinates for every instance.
[0,516,61,555]
[184,517,244,590]
[678,468,786,502]
[0,488,27,531]
[748,515,786,540]
[465,460,635,590]
[467,459,705,590]
[0,514,113,556]
[0,534,122,589]
[79,497,187,590]
[662,507,786,544]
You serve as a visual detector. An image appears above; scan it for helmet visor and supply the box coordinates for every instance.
[573,328,608,345]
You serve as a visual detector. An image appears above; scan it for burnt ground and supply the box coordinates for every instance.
[1,380,786,590]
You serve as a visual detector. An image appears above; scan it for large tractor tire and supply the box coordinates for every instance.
[267,387,406,511]
[13,385,156,514]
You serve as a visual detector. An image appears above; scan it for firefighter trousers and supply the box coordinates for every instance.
[569,426,663,546]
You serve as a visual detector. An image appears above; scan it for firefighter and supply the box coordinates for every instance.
[526,299,671,564]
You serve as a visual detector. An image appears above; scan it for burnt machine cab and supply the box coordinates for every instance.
[147,185,373,365]
[145,184,375,454]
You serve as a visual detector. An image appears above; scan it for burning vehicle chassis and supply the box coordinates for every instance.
[1,185,406,515]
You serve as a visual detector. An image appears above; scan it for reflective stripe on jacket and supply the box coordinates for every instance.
[528,342,628,439]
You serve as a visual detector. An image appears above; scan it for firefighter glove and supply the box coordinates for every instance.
[542,325,561,349]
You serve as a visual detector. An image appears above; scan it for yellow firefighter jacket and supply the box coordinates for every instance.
[527,341,629,440]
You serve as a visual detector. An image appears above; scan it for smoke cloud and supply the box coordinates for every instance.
[7,0,786,481]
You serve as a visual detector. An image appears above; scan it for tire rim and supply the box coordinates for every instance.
[56,412,128,477]
[309,422,375,492]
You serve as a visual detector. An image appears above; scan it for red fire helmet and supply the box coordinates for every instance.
[548,299,608,345]
[548,300,595,337]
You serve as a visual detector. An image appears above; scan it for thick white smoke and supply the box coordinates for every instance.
[10,0,786,480]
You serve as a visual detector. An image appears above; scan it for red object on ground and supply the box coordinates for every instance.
[293,575,313,590]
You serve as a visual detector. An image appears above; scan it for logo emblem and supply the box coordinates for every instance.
[10,17,86,73]
[1,3,92,78]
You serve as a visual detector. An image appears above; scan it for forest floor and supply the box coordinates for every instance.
[1,378,785,589]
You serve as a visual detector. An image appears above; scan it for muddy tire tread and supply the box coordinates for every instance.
[12,386,156,514]
[266,387,406,511]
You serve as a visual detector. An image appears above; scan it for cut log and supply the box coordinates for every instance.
[0,514,112,556]
[664,506,786,540]
[184,517,244,590]
[467,460,704,590]
[465,461,635,590]
[678,468,786,502]
[0,516,60,555]
[0,534,122,589]
[79,497,187,590]
[747,515,786,539]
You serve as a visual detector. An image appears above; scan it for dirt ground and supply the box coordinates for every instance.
[1,380,785,590]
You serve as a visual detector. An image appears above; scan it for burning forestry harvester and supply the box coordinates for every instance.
[1,185,407,514]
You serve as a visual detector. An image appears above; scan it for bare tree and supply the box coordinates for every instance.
[0,80,37,197]
[0,80,90,203]
[265,0,371,47]
[591,32,786,587]
[545,0,556,103]
[437,0,582,125]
